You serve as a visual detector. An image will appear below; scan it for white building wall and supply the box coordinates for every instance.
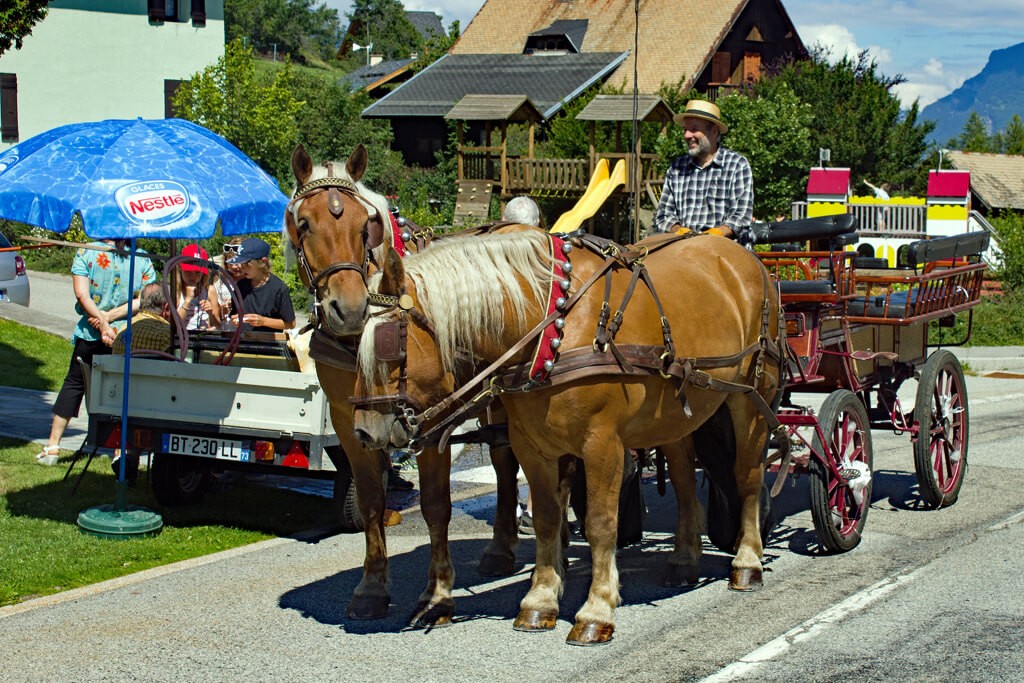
[0,2,224,152]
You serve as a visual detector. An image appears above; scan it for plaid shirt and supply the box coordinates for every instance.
[653,147,754,243]
[112,311,171,356]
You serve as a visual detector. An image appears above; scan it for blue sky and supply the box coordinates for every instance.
[323,0,1024,108]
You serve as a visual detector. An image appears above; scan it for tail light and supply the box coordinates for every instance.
[103,424,122,448]
[14,255,26,276]
[133,429,153,450]
[281,441,309,469]
[254,440,275,461]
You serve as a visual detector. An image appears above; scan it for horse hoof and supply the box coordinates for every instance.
[566,621,614,646]
[410,600,455,629]
[478,553,516,577]
[346,593,390,620]
[663,564,700,587]
[513,608,558,632]
[728,567,763,591]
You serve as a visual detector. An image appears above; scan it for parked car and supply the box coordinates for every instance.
[0,231,30,306]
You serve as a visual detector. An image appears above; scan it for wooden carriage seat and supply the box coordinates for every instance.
[846,231,990,318]
[757,215,858,297]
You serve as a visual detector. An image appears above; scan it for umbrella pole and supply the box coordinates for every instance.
[78,239,163,539]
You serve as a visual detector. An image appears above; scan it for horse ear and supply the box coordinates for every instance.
[380,247,405,297]
[291,144,313,185]
[347,144,368,183]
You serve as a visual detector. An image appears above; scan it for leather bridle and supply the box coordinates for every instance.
[287,169,390,332]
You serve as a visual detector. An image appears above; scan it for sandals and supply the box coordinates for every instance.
[35,445,60,466]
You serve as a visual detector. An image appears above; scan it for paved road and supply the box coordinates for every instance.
[1,374,1022,682]
[3,271,1024,681]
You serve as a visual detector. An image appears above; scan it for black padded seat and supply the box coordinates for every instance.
[779,280,835,295]
[854,256,889,269]
[847,290,921,318]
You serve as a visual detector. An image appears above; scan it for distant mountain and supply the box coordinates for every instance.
[922,42,1024,145]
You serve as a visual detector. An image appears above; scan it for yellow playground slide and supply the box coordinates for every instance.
[550,158,627,233]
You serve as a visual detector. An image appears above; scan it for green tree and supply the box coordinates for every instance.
[752,48,934,194]
[347,0,422,61]
[172,39,302,183]
[993,114,1024,155]
[412,20,460,72]
[225,0,341,62]
[949,112,993,152]
[0,0,48,55]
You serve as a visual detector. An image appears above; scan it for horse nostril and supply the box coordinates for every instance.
[354,428,376,447]
[329,299,346,324]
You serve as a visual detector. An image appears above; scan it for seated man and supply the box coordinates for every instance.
[111,282,172,355]
[652,99,754,245]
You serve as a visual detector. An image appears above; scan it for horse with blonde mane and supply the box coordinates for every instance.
[282,144,530,626]
[353,229,784,645]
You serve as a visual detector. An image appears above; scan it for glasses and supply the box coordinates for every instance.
[223,244,242,255]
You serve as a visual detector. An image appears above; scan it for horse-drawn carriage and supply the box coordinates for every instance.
[284,144,989,645]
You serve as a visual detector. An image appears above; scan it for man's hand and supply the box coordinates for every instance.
[674,226,691,235]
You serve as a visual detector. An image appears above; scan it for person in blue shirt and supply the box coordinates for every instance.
[35,240,155,465]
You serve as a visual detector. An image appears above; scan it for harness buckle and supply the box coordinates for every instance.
[659,350,674,379]
[691,370,712,388]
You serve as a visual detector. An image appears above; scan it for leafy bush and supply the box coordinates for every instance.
[988,211,1024,292]
[929,291,1024,346]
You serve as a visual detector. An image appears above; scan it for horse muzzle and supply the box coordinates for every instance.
[319,295,369,337]
[353,409,414,450]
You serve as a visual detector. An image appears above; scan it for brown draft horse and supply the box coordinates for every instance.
[283,144,527,626]
[353,229,784,645]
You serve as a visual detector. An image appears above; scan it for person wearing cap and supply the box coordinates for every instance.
[174,244,221,331]
[653,99,754,244]
[226,237,296,333]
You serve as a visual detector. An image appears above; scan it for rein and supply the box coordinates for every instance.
[352,232,790,465]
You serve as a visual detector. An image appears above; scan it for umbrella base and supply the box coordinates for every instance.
[78,504,164,539]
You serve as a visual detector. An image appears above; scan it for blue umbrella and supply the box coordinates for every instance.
[0,118,289,536]
[0,117,287,237]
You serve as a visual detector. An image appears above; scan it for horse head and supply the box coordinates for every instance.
[284,143,392,337]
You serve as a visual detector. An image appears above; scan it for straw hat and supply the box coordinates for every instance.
[673,99,729,134]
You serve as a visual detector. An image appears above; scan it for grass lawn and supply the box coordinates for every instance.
[0,319,343,607]
[0,438,341,607]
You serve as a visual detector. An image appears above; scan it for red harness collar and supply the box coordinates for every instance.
[527,234,571,382]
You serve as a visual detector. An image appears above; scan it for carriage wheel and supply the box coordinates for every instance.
[809,390,873,553]
[913,349,969,508]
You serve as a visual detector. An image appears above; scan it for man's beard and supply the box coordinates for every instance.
[687,136,712,158]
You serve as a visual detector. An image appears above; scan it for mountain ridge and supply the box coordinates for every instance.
[922,41,1024,144]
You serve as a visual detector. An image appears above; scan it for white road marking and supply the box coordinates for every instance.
[988,508,1024,531]
[698,566,924,682]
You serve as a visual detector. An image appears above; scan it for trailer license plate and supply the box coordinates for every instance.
[161,433,251,462]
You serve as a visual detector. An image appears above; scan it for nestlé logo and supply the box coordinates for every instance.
[115,180,191,226]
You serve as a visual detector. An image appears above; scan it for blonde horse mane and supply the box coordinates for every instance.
[282,158,392,272]
[359,230,557,387]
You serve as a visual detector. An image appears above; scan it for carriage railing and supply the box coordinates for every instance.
[846,261,987,325]
[758,250,858,304]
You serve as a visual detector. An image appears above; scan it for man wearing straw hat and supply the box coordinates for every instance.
[653,99,754,245]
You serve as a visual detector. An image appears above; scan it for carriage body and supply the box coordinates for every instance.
[756,218,988,550]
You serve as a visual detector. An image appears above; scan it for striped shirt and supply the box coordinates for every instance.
[653,147,754,243]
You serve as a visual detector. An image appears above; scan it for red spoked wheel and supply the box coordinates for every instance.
[913,349,969,508]
[809,390,874,553]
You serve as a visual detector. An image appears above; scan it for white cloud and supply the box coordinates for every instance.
[798,23,893,67]
[922,58,945,79]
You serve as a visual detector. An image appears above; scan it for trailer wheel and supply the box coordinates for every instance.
[151,454,212,506]
[913,349,969,508]
[333,465,364,533]
[809,390,873,553]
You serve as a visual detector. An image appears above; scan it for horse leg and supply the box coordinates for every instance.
[660,439,703,587]
[409,445,456,628]
[567,435,625,646]
[478,443,520,577]
[511,446,565,633]
[342,435,392,618]
[725,394,768,591]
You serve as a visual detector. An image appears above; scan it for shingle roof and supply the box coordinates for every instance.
[362,52,629,120]
[342,58,414,93]
[452,0,756,93]
[576,94,674,123]
[406,11,445,41]
[445,95,543,122]
[948,151,1024,210]
[528,19,589,53]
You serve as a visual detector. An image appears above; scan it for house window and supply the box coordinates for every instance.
[165,79,183,119]
[711,52,731,84]
[148,0,179,22]
[191,0,206,27]
[1,73,18,143]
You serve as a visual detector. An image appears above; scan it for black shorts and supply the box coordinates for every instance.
[52,337,111,419]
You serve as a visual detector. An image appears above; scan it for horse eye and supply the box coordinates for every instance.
[297,218,310,233]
